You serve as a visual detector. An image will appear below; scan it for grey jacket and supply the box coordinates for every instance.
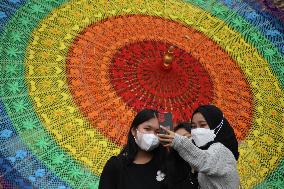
[172,134,240,189]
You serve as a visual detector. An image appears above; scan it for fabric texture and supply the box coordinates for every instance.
[173,134,240,189]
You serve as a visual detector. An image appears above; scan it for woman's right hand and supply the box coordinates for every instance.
[157,126,175,147]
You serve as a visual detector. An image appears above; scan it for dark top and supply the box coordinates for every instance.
[166,150,199,189]
[99,155,167,189]
[99,152,199,189]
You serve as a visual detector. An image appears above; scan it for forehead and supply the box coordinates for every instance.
[192,112,206,122]
[175,128,190,135]
[139,117,159,128]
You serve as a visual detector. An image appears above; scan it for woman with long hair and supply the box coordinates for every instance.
[99,109,168,189]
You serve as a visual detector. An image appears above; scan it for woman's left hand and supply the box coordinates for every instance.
[157,126,176,147]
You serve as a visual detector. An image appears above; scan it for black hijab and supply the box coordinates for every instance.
[191,105,239,160]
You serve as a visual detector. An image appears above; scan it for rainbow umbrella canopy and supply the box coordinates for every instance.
[0,0,284,188]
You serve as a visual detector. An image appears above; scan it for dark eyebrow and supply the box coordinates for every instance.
[198,121,207,123]
[192,121,206,124]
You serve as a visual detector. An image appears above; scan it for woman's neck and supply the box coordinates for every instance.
[133,150,153,164]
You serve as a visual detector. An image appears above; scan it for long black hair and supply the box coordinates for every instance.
[191,105,239,160]
[119,109,167,165]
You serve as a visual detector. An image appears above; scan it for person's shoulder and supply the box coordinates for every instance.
[209,142,227,149]
[208,143,231,155]
[209,143,236,161]
[102,155,124,174]
[106,156,122,166]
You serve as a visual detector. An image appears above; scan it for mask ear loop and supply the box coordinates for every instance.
[134,129,139,141]
[214,114,224,135]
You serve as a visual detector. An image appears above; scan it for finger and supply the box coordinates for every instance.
[158,138,173,143]
[157,134,173,139]
[160,126,173,134]
[157,134,174,139]
[158,136,174,140]
[162,143,173,147]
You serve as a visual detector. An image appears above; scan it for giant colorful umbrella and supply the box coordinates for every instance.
[0,0,284,188]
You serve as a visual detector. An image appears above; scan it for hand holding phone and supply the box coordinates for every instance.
[158,112,173,135]
[158,112,175,146]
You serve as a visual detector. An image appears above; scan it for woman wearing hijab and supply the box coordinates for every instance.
[158,105,240,189]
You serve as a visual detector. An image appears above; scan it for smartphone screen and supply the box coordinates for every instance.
[158,112,173,135]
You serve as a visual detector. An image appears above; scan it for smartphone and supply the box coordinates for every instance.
[158,112,173,135]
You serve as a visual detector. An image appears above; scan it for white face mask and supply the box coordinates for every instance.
[191,119,224,147]
[191,128,216,147]
[134,130,160,151]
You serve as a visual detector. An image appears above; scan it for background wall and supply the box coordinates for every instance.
[0,0,283,188]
